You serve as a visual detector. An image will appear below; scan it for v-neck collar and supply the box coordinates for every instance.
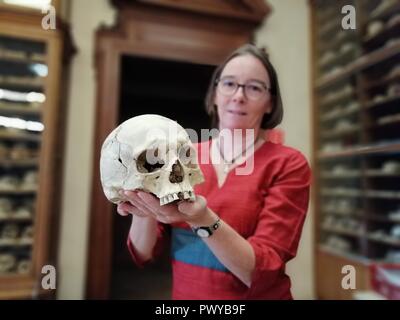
[206,138,270,189]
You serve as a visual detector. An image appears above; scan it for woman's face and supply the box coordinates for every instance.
[214,54,272,132]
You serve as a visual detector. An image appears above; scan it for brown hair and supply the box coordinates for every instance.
[205,44,283,129]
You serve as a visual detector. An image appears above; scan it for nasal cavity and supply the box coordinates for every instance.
[169,161,184,183]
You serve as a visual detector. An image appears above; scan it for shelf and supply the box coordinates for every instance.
[363,20,400,48]
[318,18,340,39]
[318,245,372,265]
[321,226,364,238]
[0,103,42,117]
[0,56,46,65]
[364,190,400,200]
[365,94,400,110]
[0,158,39,167]
[364,170,400,177]
[321,210,400,223]
[321,189,362,198]
[0,239,33,247]
[365,214,400,223]
[0,130,41,142]
[320,106,360,122]
[321,188,400,199]
[320,171,361,179]
[319,47,360,70]
[320,126,361,139]
[319,32,358,54]
[0,215,32,222]
[0,188,37,195]
[372,115,400,129]
[316,42,400,90]
[364,72,400,90]
[363,72,400,90]
[321,209,363,217]
[318,142,400,159]
[316,8,336,23]
[368,1,400,22]
[367,235,400,247]
[0,82,43,92]
[319,89,355,108]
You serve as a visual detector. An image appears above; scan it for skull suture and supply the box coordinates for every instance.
[100,114,204,206]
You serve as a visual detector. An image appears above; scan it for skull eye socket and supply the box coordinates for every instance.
[136,149,165,173]
[178,145,197,168]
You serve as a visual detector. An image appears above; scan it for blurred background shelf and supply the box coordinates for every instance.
[312,0,400,300]
[0,131,41,142]
[0,2,73,299]
[0,158,39,167]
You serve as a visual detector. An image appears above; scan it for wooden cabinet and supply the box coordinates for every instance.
[0,7,73,299]
[311,0,400,299]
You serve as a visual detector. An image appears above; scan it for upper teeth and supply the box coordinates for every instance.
[160,191,195,205]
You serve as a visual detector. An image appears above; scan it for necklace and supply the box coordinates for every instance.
[216,136,261,173]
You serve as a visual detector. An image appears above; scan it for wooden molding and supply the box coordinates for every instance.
[0,0,62,14]
[111,0,271,23]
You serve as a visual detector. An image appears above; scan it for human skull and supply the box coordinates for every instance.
[100,114,204,206]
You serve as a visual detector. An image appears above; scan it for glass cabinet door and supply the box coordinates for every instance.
[0,34,46,277]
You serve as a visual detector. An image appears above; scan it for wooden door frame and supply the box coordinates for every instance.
[86,2,270,299]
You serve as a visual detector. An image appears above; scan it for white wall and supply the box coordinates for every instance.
[256,0,314,299]
[57,0,314,299]
[57,0,115,299]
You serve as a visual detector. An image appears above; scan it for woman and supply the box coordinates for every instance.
[117,44,311,299]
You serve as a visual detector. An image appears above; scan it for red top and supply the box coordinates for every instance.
[127,140,311,300]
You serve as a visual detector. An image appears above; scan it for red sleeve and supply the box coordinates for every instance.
[126,222,168,268]
[247,151,311,294]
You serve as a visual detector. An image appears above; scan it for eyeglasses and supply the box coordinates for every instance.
[216,77,271,100]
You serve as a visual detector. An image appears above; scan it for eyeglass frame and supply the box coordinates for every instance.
[215,77,271,100]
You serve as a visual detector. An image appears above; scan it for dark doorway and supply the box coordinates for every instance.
[110,55,215,299]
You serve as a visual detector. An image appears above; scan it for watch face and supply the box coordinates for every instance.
[196,228,211,238]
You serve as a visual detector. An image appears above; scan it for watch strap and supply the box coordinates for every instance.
[192,217,221,237]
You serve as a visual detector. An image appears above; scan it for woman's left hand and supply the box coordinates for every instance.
[123,190,209,225]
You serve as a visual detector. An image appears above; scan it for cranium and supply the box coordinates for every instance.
[100,114,204,206]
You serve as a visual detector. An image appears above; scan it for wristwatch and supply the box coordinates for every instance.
[192,217,221,238]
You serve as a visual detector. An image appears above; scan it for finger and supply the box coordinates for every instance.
[118,202,145,217]
[124,191,158,218]
[178,195,207,215]
[116,204,129,216]
[135,191,176,219]
[137,191,182,218]
[124,191,150,209]
[132,193,181,223]
[137,191,162,212]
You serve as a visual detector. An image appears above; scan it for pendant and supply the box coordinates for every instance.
[223,163,230,174]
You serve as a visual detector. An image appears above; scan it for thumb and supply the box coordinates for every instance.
[178,195,207,215]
